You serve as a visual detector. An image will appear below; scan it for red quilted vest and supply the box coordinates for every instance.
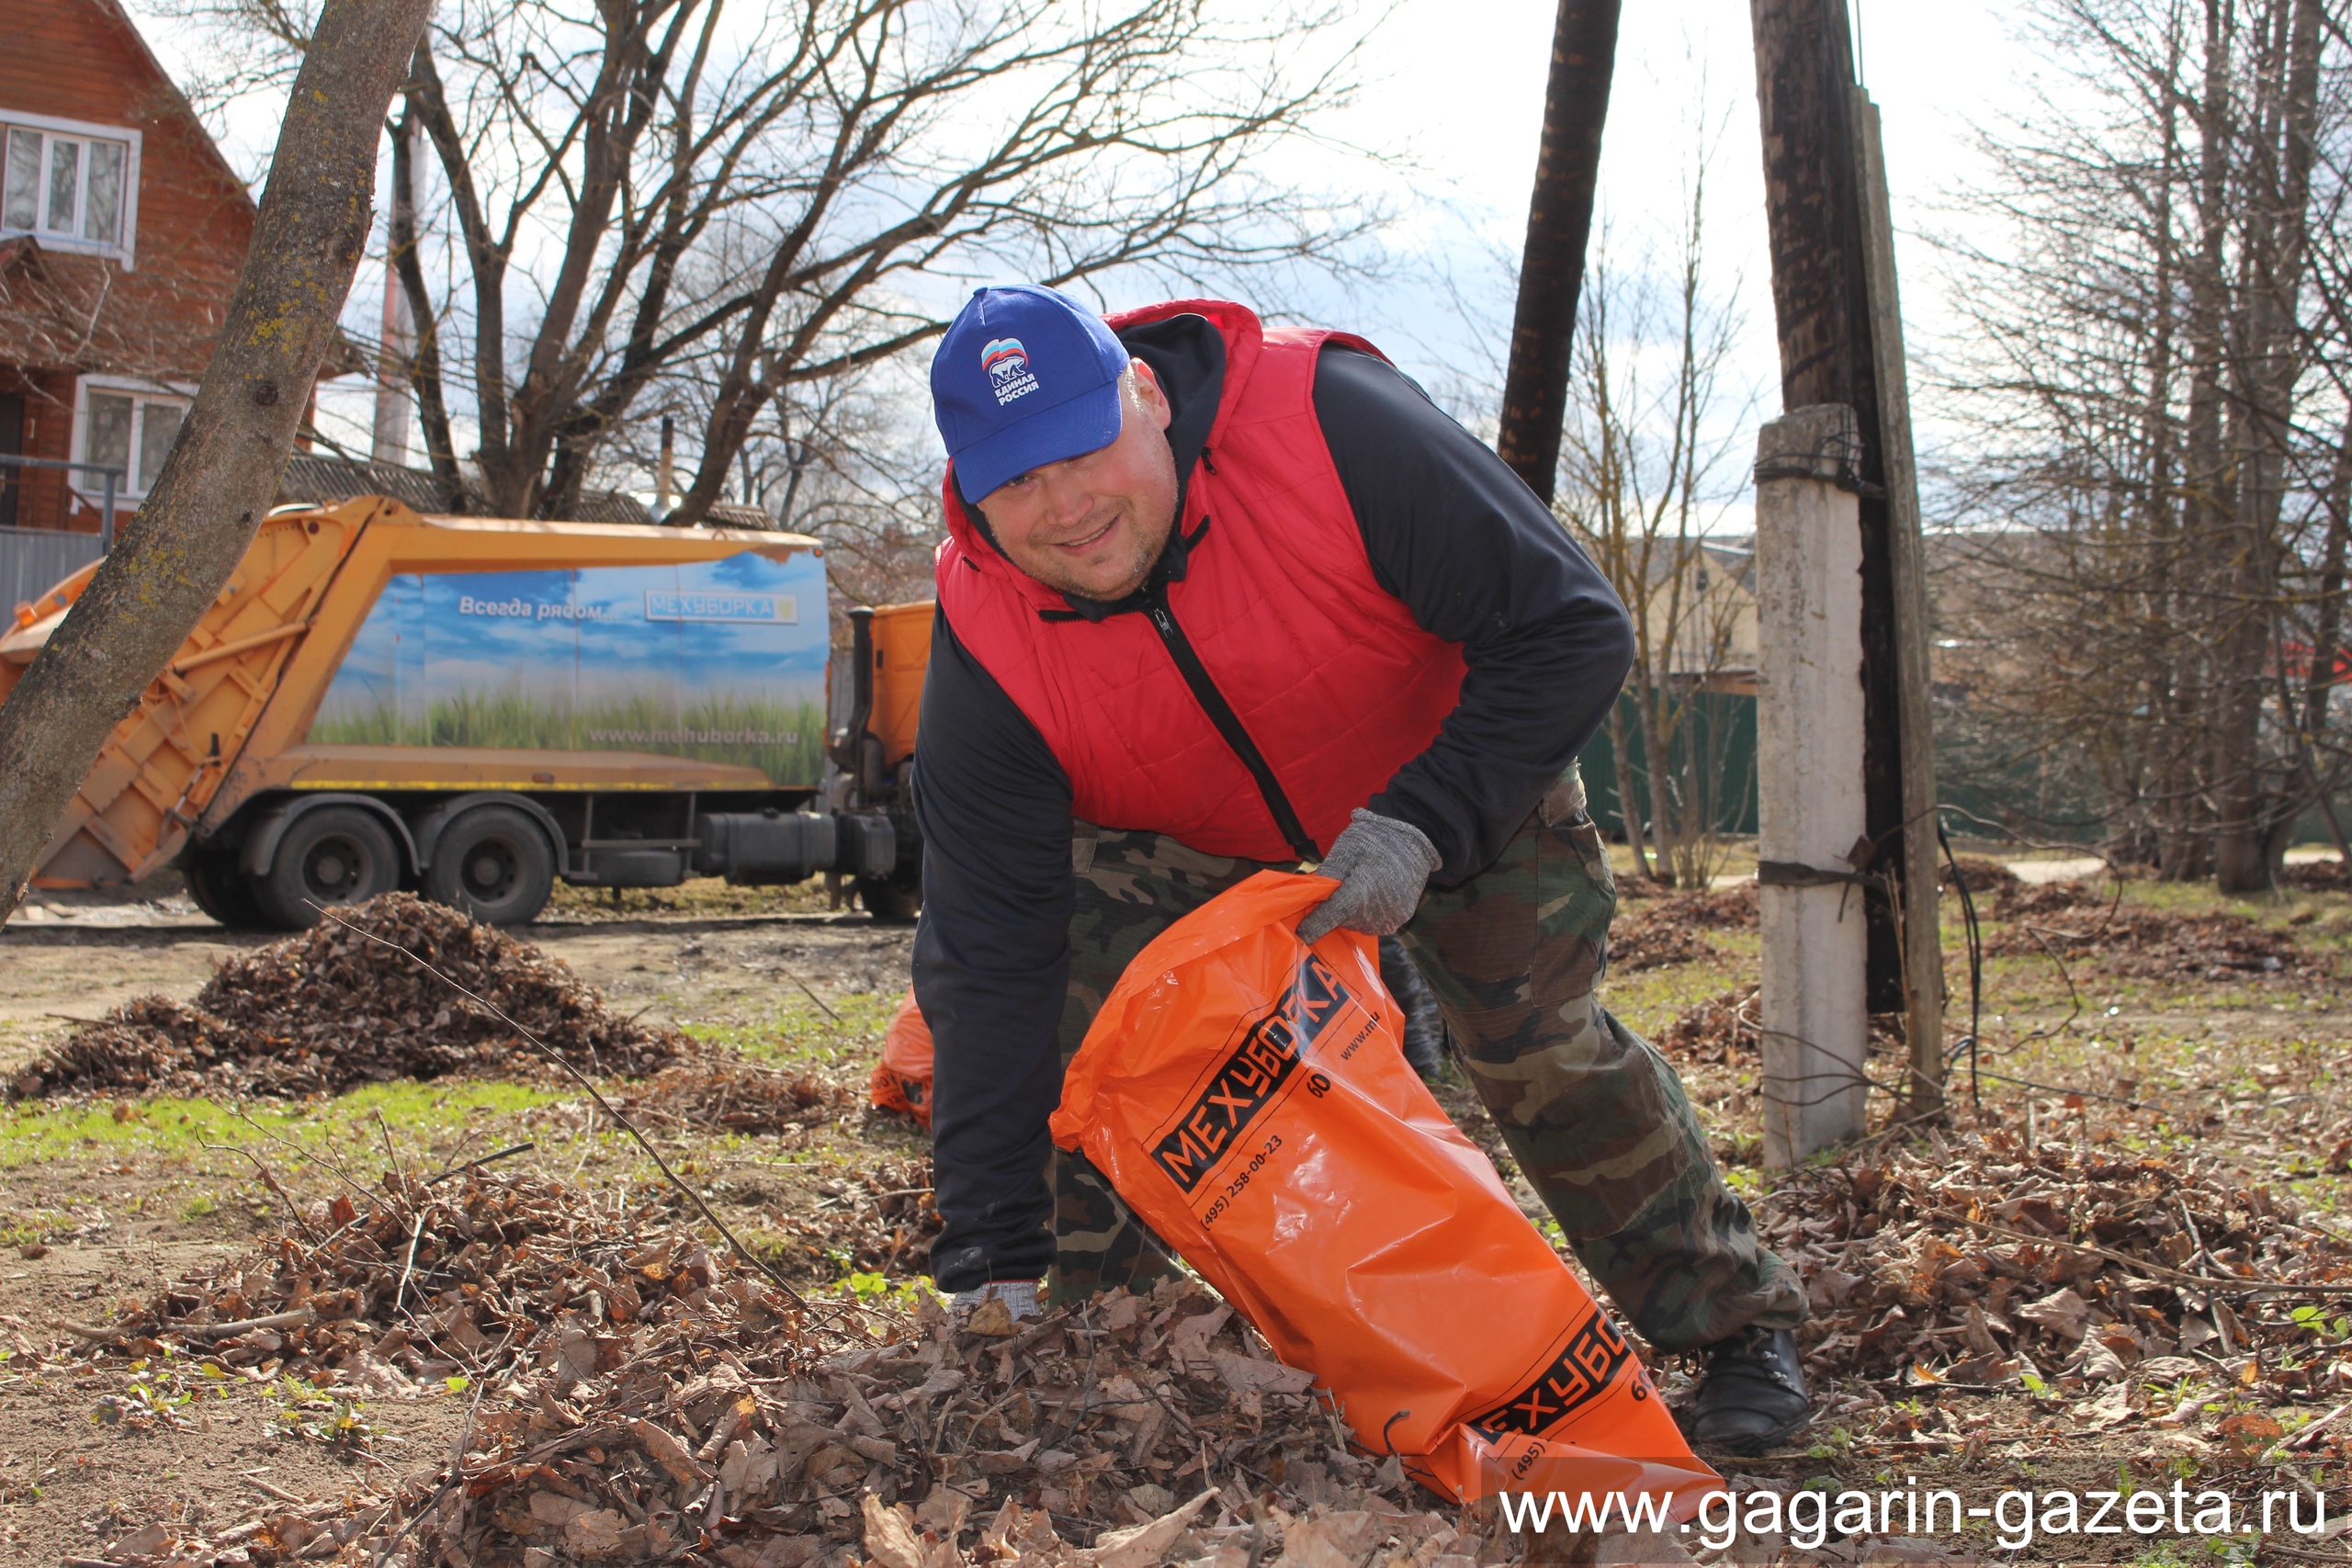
[934,299,1468,862]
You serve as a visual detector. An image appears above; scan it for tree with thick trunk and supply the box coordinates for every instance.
[0,0,435,920]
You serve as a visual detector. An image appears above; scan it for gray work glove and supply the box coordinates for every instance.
[1297,809,1441,942]
[948,1280,1041,1320]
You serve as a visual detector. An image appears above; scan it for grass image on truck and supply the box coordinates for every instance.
[0,495,926,928]
[310,557,827,784]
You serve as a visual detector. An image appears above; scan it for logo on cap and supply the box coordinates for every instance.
[981,337,1039,407]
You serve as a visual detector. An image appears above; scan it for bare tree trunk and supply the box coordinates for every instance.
[2165,0,2235,883]
[1606,701,1654,881]
[2310,413,2352,752]
[389,94,464,511]
[1635,673,1681,888]
[2216,0,2322,891]
[1496,0,1623,502]
[0,0,433,919]
[2299,407,2352,856]
[2137,11,2187,872]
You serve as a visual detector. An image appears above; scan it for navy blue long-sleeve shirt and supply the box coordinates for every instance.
[911,315,1634,1292]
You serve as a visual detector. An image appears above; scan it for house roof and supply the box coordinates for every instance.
[0,0,257,378]
[1633,536,1756,591]
[79,0,254,204]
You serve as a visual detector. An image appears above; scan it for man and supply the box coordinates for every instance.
[910,284,1809,1454]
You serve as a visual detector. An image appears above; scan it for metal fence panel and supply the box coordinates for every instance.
[1580,689,1761,840]
[0,526,104,614]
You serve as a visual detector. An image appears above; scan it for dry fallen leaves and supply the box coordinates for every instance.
[14,894,690,1099]
[62,1169,1509,1568]
[1761,1125,2352,1405]
[1610,885,1758,975]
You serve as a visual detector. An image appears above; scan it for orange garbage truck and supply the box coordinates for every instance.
[0,495,933,928]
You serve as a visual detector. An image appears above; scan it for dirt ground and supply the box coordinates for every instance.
[4,863,2351,1567]
[0,883,918,1567]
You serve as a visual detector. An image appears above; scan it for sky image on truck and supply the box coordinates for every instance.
[309,553,829,788]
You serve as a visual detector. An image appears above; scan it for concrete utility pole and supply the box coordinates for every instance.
[1755,406,1871,1163]
[1496,0,1623,502]
[1747,0,1944,1125]
[372,119,422,466]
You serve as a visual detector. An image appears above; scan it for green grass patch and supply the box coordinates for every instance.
[1599,943,1755,1040]
[311,692,827,788]
[0,1210,70,1247]
[686,991,898,1066]
[0,1079,567,1168]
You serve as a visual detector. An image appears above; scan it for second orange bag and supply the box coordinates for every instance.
[1049,871,1719,1510]
[869,990,935,1127]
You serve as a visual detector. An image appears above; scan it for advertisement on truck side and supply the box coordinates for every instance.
[309,551,829,785]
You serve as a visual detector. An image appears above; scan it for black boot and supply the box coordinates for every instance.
[1684,1325,1810,1455]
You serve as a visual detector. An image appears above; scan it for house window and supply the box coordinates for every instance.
[74,380,190,502]
[0,112,140,263]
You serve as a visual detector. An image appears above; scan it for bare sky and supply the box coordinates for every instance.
[145,0,2051,487]
[1324,0,2038,436]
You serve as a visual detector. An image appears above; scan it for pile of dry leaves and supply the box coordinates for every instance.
[92,1165,714,1383]
[13,894,689,1100]
[1760,1126,2352,1399]
[618,1064,858,1140]
[2284,857,2351,892]
[409,1278,1487,1568]
[1986,879,2119,922]
[1611,884,1759,974]
[1657,986,1760,1065]
[1984,898,2298,980]
[1939,857,2020,897]
[65,1170,1499,1568]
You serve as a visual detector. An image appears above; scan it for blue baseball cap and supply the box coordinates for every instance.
[933,285,1134,504]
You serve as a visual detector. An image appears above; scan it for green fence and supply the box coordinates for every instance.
[1582,691,2344,852]
[1578,689,1758,840]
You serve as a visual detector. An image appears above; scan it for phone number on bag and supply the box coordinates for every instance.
[1199,1133,1283,1226]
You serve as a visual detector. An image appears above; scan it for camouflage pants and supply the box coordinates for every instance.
[1046,767,1805,1351]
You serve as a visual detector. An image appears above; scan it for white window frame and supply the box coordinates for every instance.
[0,108,141,267]
[70,375,195,508]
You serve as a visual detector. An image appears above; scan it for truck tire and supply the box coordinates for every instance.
[423,805,557,926]
[184,842,270,931]
[254,806,402,929]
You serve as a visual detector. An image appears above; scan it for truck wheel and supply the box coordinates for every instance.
[254,807,402,929]
[424,805,556,926]
[184,843,269,931]
[856,874,921,922]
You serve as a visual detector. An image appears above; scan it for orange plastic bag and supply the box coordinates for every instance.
[869,990,934,1127]
[1049,871,1720,1511]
